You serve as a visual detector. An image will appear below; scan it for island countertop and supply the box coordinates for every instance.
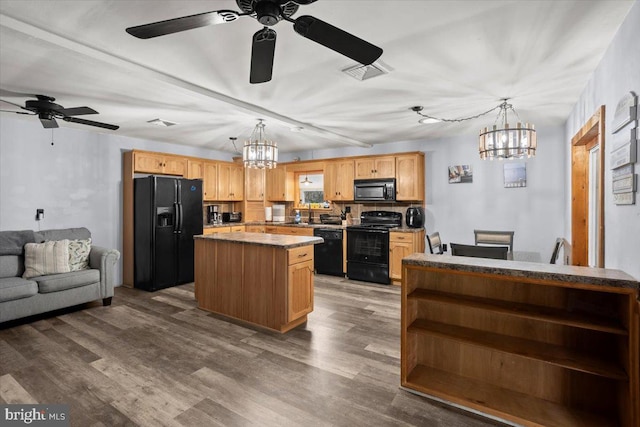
[195,232,323,249]
[403,253,639,290]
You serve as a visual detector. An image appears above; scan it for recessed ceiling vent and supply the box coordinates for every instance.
[342,61,390,81]
[147,118,177,127]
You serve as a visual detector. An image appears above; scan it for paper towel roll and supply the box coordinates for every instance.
[265,206,273,221]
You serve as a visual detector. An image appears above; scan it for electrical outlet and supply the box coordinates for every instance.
[36,209,44,221]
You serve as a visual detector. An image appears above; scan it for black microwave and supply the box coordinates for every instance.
[353,178,396,202]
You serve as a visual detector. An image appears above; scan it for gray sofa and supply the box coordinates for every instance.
[0,227,120,323]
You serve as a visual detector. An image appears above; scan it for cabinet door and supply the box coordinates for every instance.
[354,158,376,179]
[389,241,412,281]
[229,164,244,201]
[203,162,218,201]
[134,152,165,174]
[245,225,265,233]
[187,160,204,179]
[337,160,354,200]
[163,156,187,176]
[245,167,265,201]
[396,154,424,201]
[374,157,396,178]
[266,167,293,201]
[217,163,232,200]
[287,259,314,322]
[324,162,338,200]
[229,225,245,232]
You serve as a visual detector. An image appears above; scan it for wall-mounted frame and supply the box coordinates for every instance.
[503,162,527,188]
[448,165,472,184]
[612,91,637,133]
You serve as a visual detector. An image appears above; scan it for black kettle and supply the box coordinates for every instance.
[406,207,425,228]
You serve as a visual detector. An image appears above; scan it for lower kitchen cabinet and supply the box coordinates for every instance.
[287,245,314,322]
[390,231,424,284]
[245,225,266,233]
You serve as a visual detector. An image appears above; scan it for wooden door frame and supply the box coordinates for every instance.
[571,105,605,267]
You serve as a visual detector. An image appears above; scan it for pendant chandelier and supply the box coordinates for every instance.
[243,119,278,169]
[478,101,536,160]
[410,99,536,160]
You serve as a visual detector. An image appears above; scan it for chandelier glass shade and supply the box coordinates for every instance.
[478,102,537,160]
[243,119,278,169]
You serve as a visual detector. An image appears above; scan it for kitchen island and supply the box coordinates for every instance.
[401,254,639,427]
[194,232,323,333]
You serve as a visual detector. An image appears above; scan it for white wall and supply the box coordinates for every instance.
[565,0,640,280]
[0,116,232,285]
[284,125,567,263]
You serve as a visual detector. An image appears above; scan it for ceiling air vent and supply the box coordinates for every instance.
[342,61,390,81]
[147,118,177,127]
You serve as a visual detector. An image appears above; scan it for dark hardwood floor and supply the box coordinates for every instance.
[0,275,504,426]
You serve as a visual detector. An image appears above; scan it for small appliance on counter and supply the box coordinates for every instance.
[406,207,425,228]
[222,212,242,223]
[265,206,273,222]
[319,214,342,225]
[272,204,285,223]
[207,205,220,224]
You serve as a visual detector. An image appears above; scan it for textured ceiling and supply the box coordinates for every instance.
[0,0,634,153]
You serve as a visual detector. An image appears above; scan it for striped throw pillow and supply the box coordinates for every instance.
[68,238,91,271]
[23,239,71,279]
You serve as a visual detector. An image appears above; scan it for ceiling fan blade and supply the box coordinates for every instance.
[0,109,32,115]
[0,98,27,109]
[293,15,383,65]
[63,116,119,130]
[126,10,241,39]
[0,88,43,98]
[250,28,277,84]
[40,117,59,129]
[58,106,98,116]
[290,0,318,4]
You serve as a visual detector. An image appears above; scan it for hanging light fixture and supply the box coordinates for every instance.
[410,99,537,160]
[301,174,312,186]
[243,119,278,169]
[478,100,536,160]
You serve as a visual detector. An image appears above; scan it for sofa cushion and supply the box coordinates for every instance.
[35,269,100,293]
[0,255,24,279]
[0,277,38,302]
[35,227,91,243]
[68,238,92,271]
[23,240,71,279]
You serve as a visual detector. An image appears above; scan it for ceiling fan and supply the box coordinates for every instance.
[125,0,383,84]
[0,89,119,130]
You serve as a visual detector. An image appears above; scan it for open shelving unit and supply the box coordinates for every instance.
[401,256,639,427]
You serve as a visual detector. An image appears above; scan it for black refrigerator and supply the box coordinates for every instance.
[134,176,203,291]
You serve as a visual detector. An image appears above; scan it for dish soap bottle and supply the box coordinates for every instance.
[294,210,301,224]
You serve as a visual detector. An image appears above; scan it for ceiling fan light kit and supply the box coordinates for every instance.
[243,119,278,169]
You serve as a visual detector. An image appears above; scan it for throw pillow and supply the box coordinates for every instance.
[68,238,92,271]
[23,239,71,279]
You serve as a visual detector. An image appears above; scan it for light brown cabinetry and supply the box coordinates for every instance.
[134,151,186,176]
[396,153,424,201]
[401,256,639,427]
[229,225,245,232]
[245,225,266,233]
[266,167,294,201]
[389,231,424,284]
[202,162,218,201]
[195,236,317,333]
[354,156,395,179]
[324,160,354,201]
[187,160,204,179]
[245,167,265,201]
[217,163,244,201]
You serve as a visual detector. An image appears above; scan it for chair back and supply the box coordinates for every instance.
[426,232,443,254]
[550,238,564,264]
[474,229,514,252]
[451,243,509,260]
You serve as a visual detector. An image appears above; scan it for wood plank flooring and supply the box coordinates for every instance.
[0,275,504,426]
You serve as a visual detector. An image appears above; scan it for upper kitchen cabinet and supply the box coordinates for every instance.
[396,153,425,201]
[354,156,395,179]
[134,151,186,176]
[187,160,204,179]
[218,163,244,201]
[324,160,354,201]
[266,166,294,201]
[202,162,218,201]
[245,167,265,201]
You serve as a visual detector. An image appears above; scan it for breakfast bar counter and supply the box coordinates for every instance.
[401,254,639,427]
[194,232,323,333]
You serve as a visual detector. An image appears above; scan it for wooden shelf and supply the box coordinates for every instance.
[408,319,628,380]
[408,288,628,335]
[404,365,616,427]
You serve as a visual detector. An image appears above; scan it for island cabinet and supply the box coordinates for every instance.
[194,233,322,333]
[401,254,640,427]
[324,160,354,201]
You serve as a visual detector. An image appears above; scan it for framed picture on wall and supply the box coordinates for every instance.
[504,162,527,188]
[449,165,473,183]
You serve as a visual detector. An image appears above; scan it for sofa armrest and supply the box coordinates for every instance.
[89,245,121,297]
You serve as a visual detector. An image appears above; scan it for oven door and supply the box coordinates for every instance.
[347,228,390,264]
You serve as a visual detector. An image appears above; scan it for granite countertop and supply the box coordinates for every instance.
[403,253,639,290]
[195,232,323,249]
[204,222,424,232]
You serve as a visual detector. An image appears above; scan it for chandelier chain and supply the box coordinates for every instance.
[413,102,506,123]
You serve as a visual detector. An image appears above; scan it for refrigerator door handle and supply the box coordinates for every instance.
[178,203,183,233]
[173,202,180,233]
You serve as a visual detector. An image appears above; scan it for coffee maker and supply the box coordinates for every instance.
[207,205,219,224]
